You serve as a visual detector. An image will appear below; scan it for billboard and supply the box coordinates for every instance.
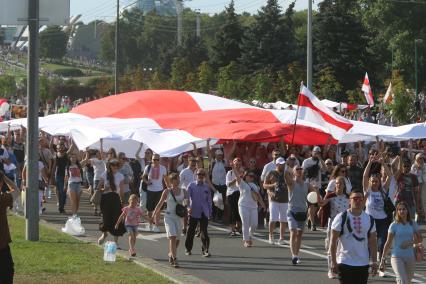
[0,0,70,25]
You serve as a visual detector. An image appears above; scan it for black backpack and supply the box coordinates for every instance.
[339,210,375,238]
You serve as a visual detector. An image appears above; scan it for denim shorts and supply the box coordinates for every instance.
[68,182,82,194]
[125,225,138,233]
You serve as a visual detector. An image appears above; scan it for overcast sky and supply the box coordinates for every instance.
[71,0,320,23]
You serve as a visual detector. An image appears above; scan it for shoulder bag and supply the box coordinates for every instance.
[170,189,187,218]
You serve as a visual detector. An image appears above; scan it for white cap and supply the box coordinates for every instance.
[313,146,321,153]
[275,157,285,165]
[215,149,223,155]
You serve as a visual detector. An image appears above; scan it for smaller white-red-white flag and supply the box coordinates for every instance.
[383,81,394,105]
[362,72,374,106]
[297,86,353,140]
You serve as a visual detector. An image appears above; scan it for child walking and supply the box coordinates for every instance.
[115,194,150,257]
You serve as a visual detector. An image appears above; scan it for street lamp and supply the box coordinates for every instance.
[414,38,423,110]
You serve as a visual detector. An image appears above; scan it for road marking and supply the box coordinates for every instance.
[208,223,426,283]
[137,233,168,241]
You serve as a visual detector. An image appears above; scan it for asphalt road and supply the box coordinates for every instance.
[38,190,426,284]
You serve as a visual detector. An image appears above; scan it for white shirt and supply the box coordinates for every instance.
[365,190,387,220]
[226,170,239,196]
[180,167,196,191]
[261,161,276,182]
[90,158,105,181]
[326,178,352,195]
[211,160,226,186]
[143,164,167,192]
[238,181,259,209]
[412,164,426,184]
[100,171,124,192]
[38,161,44,181]
[331,210,376,266]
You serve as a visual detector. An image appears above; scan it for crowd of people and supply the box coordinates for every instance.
[0,118,425,284]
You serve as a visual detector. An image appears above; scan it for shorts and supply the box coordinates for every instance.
[287,210,306,231]
[68,182,82,194]
[269,201,288,222]
[164,214,182,240]
[146,190,163,212]
[125,225,138,233]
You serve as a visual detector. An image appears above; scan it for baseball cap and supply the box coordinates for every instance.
[275,157,285,165]
[313,146,321,153]
[215,149,223,155]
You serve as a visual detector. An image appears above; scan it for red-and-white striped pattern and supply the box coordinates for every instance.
[297,86,353,140]
[362,72,374,106]
[71,90,350,144]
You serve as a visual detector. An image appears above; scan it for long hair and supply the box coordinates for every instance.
[395,201,412,225]
[330,164,346,179]
[106,162,117,192]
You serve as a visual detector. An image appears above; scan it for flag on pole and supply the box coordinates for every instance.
[297,86,353,140]
[362,72,374,106]
[383,81,394,105]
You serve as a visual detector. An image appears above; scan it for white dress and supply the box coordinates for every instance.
[164,188,185,239]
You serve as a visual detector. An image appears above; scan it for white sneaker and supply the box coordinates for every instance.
[152,226,161,233]
[268,235,275,245]
[328,270,338,279]
[146,224,152,231]
[379,271,386,277]
[277,239,286,245]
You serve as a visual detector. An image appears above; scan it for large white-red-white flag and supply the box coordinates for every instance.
[297,86,353,140]
[362,72,374,106]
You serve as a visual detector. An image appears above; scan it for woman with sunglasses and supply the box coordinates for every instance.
[380,202,423,284]
[235,170,266,247]
[97,159,126,245]
[363,155,392,276]
[318,176,350,278]
[326,164,352,195]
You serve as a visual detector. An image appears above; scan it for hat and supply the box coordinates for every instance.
[313,146,321,153]
[288,154,297,160]
[215,149,223,155]
[275,157,285,165]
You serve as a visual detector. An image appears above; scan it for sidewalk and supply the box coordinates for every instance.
[36,189,206,284]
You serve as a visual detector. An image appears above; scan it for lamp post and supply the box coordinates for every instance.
[415,39,423,109]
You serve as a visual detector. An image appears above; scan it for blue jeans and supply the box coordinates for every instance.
[375,217,390,256]
[56,175,66,211]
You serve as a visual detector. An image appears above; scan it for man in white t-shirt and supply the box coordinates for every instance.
[260,149,281,183]
[142,153,169,232]
[180,156,197,191]
[329,190,378,283]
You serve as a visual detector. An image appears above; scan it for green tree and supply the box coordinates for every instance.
[149,71,169,90]
[170,57,191,90]
[240,0,296,72]
[0,76,16,96]
[314,67,343,101]
[197,61,216,93]
[210,0,243,68]
[217,61,247,99]
[314,0,370,92]
[39,76,50,102]
[253,69,274,101]
[39,26,68,60]
[389,71,415,124]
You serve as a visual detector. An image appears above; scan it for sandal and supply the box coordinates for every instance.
[168,253,173,264]
[173,258,179,268]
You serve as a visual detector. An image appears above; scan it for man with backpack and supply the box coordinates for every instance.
[329,190,378,284]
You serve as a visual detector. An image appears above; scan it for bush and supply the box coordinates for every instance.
[53,68,84,77]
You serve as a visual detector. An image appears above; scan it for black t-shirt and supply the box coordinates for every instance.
[12,141,25,163]
[347,165,363,191]
[270,170,289,203]
[55,154,68,177]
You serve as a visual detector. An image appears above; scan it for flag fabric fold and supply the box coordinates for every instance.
[362,72,375,106]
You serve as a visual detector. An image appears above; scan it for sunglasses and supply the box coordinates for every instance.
[295,168,303,171]
[197,173,205,176]
[325,163,333,165]
[152,158,160,161]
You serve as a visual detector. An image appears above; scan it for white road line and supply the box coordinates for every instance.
[208,223,426,283]
[137,233,168,241]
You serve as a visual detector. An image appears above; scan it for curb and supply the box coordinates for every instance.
[21,215,207,284]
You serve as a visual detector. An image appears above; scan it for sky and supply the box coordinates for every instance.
[71,0,320,23]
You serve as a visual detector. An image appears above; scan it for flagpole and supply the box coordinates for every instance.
[291,83,303,145]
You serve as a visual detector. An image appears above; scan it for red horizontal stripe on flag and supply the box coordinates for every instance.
[298,95,353,131]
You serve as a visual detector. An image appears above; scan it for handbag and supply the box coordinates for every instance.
[170,189,187,218]
[291,211,307,222]
[141,163,152,192]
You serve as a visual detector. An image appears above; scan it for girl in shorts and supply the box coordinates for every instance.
[66,153,83,217]
[115,194,150,257]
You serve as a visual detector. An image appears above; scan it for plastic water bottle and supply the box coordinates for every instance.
[47,186,52,199]
[103,241,117,262]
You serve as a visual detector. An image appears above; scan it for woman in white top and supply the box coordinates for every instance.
[97,159,126,245]
[411,153,426,221]
[326,164,352,194]
[236,171,265,247]
[363,155,392,273]
[65,153,83,216]
[318,176,350,279]
[226,157,244,236]
[118,152,133,206]
[153,173,185,268]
